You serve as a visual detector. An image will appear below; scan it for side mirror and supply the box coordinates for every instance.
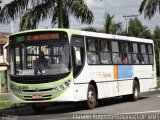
[3,43,9,66]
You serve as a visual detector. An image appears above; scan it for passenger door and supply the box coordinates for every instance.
[71,35,85,78]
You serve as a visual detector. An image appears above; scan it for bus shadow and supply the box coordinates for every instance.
[97,96,149,107]
[0,96,149,116]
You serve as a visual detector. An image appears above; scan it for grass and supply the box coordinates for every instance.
[0,94,11,110]
[156,77,160,89]
[0,95,26,110]
[0,101,12,110]
[157,81,160,89]
[0,100,25,110]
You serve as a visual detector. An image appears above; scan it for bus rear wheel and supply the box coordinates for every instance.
[131,81,140,101]
[86,84,97,109]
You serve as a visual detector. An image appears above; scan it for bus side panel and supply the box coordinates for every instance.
[118,80,133,96]
[73,64,91,101]
[132,65,155,92]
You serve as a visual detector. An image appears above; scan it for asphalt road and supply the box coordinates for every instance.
[1,90,160,120]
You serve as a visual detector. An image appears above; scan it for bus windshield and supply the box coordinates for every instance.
[11,43,70,76]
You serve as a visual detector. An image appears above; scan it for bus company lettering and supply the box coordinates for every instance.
[26,33,60,41]
[103,72,111,78]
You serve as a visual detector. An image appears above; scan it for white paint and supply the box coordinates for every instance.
[45,117,73,120]
[118,110,160,115]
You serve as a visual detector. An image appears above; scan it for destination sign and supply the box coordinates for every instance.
[26,33,60,41]
[10,31,68,44]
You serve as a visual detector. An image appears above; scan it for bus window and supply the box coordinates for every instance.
[15,47,21,70]
[112,41,119,52]
[121,53,128,64]
[120,42,128,53]
[87,39,98,51]
[133,43,138,53]
[127,54,132,64]
[143,54,149,64]
[112,53,121,64]
[141,44,149,64]
[141,44,146,53]
[148,44,153,54]
[100,52,112,64]
[132,54,139,64]
[71,36,85,77]
[101,40,111,52]
[128,42,133,53]
[149,55,153,64]
[138,54,144,64]
[87,52,100,64]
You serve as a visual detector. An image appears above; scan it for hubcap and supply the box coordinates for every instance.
[134,87,138,97]
[88,90,95,104]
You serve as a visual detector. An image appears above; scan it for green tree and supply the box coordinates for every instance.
[153,26,160,39]
[153,26,160,76]
[139,0,160,19]
[81,13,122,34]
[104,13,122,34]
[0,0,94,31]
[127,18,152,39]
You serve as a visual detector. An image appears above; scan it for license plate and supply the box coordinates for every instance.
[32,94,43,99]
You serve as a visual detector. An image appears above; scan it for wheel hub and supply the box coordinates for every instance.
[88,90,95,104]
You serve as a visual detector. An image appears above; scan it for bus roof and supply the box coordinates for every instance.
[10,28,153,43]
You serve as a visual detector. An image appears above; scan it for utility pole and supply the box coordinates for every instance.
[123,14,138,34]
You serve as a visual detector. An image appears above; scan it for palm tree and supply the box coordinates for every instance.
[82,26,100,32]
[139,0,160,19]
[0,0,94,31]
[104,13,122,34]
[82,13,122,34]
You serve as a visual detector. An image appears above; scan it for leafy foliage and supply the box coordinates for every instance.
[104,13,122,34]
[127,18,152,39]
[139,0,160,19]
[0,0,94,31]
[153,26,160,39]
[82,13,122,34]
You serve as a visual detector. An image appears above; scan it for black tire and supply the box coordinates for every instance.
[32,104,46,114]
[86,84,97,109]
[131,81,140,101]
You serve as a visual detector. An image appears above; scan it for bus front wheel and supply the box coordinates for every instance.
[86,84,97,109]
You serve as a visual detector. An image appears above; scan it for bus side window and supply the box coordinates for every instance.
[141,44,149,64]
[148,44,153,64]
[87,52,100,64]
[71,36,85,77]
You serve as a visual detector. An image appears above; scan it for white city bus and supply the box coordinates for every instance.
[7,29,156,113]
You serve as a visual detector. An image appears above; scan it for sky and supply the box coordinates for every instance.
[0,0,160,33]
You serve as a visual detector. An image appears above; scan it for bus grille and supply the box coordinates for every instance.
[22,88,53,92]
